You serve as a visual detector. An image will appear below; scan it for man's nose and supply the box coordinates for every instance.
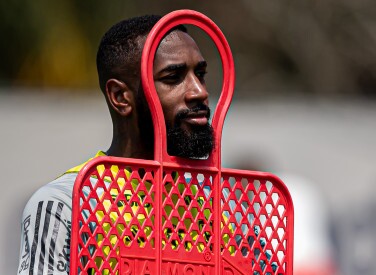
[184,74,209,103]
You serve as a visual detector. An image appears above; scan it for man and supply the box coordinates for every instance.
[17,14,214,274]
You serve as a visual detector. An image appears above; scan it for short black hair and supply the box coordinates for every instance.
[96,15,187,93]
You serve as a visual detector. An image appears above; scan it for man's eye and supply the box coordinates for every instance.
[160,74,181,84]
[196,70,207,79]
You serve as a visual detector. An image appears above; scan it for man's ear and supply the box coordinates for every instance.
[105,78,134,117]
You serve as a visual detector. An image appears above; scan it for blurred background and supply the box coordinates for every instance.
[1,0,376,274]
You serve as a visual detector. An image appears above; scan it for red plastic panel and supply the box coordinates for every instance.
[70,159,293,274]
[220,169,293,274]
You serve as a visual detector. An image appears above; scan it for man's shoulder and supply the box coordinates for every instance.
[24,173,78,212]
[22,150,108,220]
[25,150,106,208]
[37,173,78,195]
[26,150,107,206]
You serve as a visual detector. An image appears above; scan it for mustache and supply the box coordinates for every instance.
[175,103,211,122]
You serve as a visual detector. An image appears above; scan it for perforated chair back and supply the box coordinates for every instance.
[70,10,294,275]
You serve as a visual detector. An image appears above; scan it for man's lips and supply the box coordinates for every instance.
[183,111,209,126]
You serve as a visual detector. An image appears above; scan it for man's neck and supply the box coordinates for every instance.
[106,135,153,160]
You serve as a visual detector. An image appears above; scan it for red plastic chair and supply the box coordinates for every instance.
[70,10,294,275]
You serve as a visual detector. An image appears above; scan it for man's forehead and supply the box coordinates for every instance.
[155,30,202,60]
[161,30,188,43]
[135,30,201,64]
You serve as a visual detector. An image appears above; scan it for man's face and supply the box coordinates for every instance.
[152,30,214,158]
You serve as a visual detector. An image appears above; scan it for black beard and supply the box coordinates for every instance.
[167,124,214,159]
[136,89,214,159]
[166,105,215,159]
